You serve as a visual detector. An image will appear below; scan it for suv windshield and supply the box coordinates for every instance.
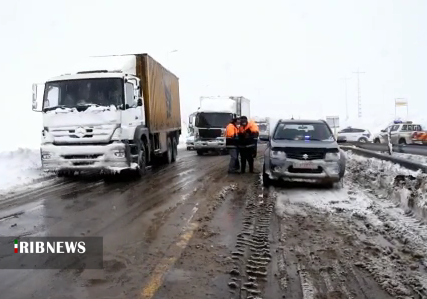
[195,112,233,128]
[273,122,334,141]
[43,78,124,111]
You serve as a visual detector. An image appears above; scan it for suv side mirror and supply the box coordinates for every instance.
[137,98,143,106]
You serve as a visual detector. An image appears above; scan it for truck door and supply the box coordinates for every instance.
[122,79,144,129]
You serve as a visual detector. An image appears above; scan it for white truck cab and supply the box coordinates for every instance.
[32,54,181,176]
[193,96,250,155]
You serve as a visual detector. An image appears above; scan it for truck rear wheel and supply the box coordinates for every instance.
[171,137,177,162]
[164,138,173,164]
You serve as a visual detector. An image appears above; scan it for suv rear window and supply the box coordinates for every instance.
[273,122,334,141]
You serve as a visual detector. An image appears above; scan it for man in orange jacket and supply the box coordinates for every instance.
[225,117,240,173]
[238,116,259,173]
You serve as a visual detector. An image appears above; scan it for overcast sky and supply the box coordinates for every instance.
[1,0,426,150]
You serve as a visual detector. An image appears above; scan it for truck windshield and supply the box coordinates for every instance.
[43,78,124,111]
[195,112,233,128]
[273,122,334,141]
[258,123,268,131]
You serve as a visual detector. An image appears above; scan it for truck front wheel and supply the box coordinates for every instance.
[134,140,147,177]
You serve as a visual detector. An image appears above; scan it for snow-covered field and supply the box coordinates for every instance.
[0,148,50,194]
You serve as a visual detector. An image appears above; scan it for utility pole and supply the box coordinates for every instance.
[342,77,350,120]
[352,69,365,118]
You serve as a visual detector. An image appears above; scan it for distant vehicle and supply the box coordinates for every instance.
[373,120,426,145]
[252,116,270,141]
[337,127,372,143]
[261,119,346,188]
[186,135,195,150]
[32,54,181,177]
[193,96,250,156]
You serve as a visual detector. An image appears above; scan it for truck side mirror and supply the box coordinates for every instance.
[32,83,44,112]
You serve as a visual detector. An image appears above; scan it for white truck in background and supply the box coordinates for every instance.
[252,116,270,141]
[32,53,181,178]
[193,96,250,156]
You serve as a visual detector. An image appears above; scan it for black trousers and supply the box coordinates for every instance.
[240,147,254,173]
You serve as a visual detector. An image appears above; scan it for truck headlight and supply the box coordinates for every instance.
[325,152,340,161]
[41,152,52,160]
[271,150,286,159]
[221,128,226,137]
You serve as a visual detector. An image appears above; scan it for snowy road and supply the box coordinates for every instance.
[1,147,427,298]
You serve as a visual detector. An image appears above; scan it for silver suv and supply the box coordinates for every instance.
[261,119,346,187]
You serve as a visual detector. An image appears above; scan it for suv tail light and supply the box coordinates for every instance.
[412,132,418,139]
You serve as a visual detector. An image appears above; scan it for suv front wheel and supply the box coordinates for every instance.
[262,164,272,187]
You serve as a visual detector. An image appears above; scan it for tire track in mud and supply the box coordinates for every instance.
[227,181,276,299]
[274,188,396,299]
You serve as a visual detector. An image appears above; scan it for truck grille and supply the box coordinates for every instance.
[281,147,328,160]
[198,129,222,139]
[62,154,102,159]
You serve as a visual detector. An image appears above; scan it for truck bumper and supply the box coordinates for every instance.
[40,143,131,172]
[194,138,226,150]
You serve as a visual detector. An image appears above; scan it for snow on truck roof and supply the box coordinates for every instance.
[46,55,137,82]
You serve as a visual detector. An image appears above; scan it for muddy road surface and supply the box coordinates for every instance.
[2,148,427,298]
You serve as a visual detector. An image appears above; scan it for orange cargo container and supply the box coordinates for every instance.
[136,54,181,133]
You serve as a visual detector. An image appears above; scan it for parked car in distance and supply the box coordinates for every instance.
[261,119,346,188]
[186,135,195,150]
[373,120,426,145]
[337,127,372,143]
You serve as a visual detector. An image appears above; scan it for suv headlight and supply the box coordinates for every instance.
[271,150,286,159]
[325,152,340,161]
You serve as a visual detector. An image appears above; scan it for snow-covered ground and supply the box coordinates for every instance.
[0,148,50,194]
[275,152,427,296]
[0,123,189,194]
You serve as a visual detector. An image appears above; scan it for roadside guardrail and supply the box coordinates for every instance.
[340,145,427,173]
[340,142,427,157]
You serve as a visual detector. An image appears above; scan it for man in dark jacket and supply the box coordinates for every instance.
[225,117,240,173]
[238,116,259,173]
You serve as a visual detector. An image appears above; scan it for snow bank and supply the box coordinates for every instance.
[0,148,49,194]
[345,151,427,219]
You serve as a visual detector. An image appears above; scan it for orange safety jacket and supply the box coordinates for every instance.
[238,121,259,148]
[226,123,239,148]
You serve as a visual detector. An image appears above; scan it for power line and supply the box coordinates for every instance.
[352,69,366,118]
